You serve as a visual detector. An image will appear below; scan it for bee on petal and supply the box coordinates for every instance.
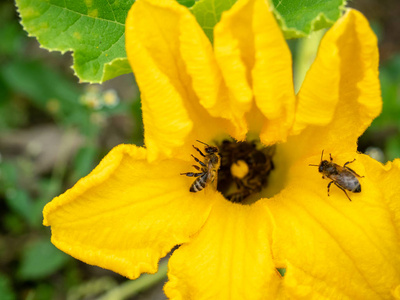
[181,140,220,193]
[310,150,363,201]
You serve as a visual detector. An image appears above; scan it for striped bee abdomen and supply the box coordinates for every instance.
[190,173,208,192]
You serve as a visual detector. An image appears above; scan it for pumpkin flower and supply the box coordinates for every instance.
[43,0,400,298]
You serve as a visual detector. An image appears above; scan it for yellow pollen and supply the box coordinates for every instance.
[230,160,249,179]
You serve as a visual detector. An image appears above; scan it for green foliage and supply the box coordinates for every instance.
[377,55,400,126]
[4,189,35,227]
[189,0,345,43]
[271,0,346,39]
[16,0,346,82]
[177,0,196,8]
[16,0,134,83]
[190,0,237,43]
[72,145,99,180]
[0,4,142,296]
[0,274,15,300]
[18,239,70,280]
[1,60,80,114]
[369,55,400,160]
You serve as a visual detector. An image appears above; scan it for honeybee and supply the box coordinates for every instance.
[309,150,363,201]
[180,140,220,192]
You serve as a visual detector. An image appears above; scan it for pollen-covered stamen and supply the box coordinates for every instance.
[216,139,275,203]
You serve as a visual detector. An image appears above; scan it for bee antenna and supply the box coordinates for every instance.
[320,150,324,162]
[196,140,210,146]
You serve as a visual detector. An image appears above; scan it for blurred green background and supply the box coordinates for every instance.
[0,0,399,299]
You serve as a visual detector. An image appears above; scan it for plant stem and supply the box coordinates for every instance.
[99,259,169,300]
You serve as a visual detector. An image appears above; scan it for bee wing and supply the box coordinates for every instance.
[335,170,360,189]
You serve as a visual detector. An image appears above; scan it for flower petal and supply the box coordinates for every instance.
[164,197,282,299]
[178,7,246,139]
[214,0,295,144]
[267,153,400,299]
[213,0,254,137]
[251,0,295,145]
[292,9,381,142]
[126,0,232,161]
[43,145,214,279]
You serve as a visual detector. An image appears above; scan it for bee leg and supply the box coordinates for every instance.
[334,182,352,201]
[192,165,201,171]
[343,159,355,167]
[230,194,242,203]
[180,172,203,177]
[343,160,364,178]
[191,155,206,167]
[327,181,334,196]
[228,191,246,203]
[193,145,205,157]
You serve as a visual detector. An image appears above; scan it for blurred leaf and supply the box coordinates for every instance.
[3,214,25,234]
[131,97,144,146]
[190,0,236,43]
[5,189,35,227]
[271,0,345,39]
[33,284,54,300]
[72,145,98,181]
[371,55,400,127]
[0,162,18,188]
[16,0,134,83]
[0,60,80,110]
[18,239,69,280]
[386,136,400,161]
[0,97,28,130]
[38,178,62,200]
[0,273,15,300]
[0,60,99,135]
[0,22,24,56]
[177,0,196,8]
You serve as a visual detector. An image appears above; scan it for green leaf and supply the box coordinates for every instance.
[72,145,99,180]
[18,239,69,280]
[4,189,35,227]
[1,60,80,108]
[177,0,196,8]
[0,274,15,300]
[190,0,345,43]
[190,0,237,43]
[16,0,134,83]
[0,59,95,132]
[271,0,346,39]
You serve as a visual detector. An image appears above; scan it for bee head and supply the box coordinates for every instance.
[196,140,218,154]
[319,160,329,173]
[205,146,218,154]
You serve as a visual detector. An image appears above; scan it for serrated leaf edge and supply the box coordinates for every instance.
[15,1,130,84]
[270,0,348,39]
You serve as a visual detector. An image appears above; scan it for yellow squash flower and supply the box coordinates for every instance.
[43,0,400,298]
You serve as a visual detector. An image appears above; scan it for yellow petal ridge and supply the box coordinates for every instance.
[44,144,214,279]
[293,9,381,142]
[251,0,295,145]
[165,197,282,299]
[213,0,255,139]
[126,0,193,161]
[267,153,400,299]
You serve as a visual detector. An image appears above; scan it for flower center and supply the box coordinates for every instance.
[216,139,275,204]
